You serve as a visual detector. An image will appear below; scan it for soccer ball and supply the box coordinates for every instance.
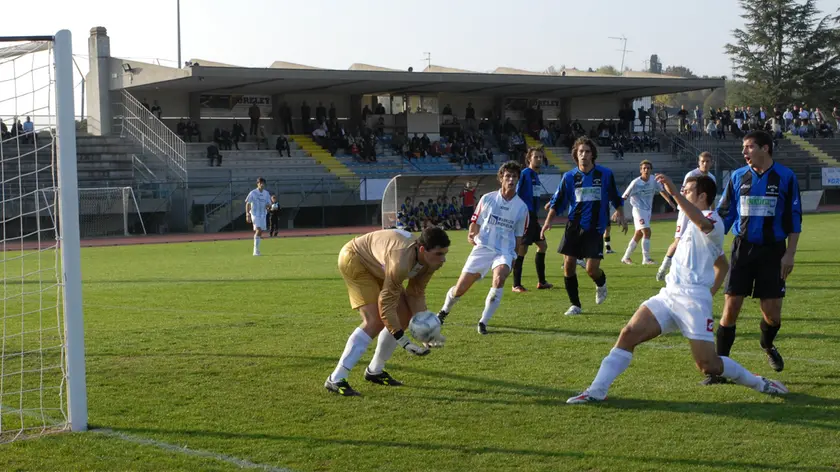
[409,311,441,343]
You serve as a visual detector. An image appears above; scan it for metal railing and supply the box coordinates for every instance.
[132,154,159,183]
[113,90,188,184]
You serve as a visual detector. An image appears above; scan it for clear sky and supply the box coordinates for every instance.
[4,0,840,78]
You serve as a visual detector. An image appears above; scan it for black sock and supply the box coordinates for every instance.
[594,270,606,287]
[564,275,581,307]
[716,325,737,357]
[760,320,781,349]
[604,236,611,250]
[513,255,524,287]
[535,252,547,284]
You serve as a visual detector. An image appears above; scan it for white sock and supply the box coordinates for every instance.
[329,328,372,382]
[441,286,461,313]
[641,238,651,260]
[254,235,261,251]
[589,347,633,398]
[623,240,638,259]
[367,330,398,375]
[720,356,764,391]
[479,287,503,325]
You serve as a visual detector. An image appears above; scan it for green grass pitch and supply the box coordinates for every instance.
[1,213,839,471]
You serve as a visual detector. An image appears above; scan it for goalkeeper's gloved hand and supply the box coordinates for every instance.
[424,331,446,349]
[394,331,430,356]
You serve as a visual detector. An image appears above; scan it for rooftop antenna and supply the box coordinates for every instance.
[609,35,632,75]
[424,52,431,71]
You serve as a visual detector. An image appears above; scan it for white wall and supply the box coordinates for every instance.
[569,96,622,120]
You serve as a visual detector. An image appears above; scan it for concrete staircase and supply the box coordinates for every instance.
[786,135,840,167]
[289,135,357,186]
[524,135,572,172]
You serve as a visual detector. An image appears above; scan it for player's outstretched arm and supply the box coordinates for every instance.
[656,174,713,234]
[381,255,429,356]
[712,254,729,296]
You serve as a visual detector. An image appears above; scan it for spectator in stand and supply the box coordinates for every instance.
[328,102,337,122]
[362,105,371,123]
[657,107,669,132]
[832,107,840,127]
[213,127,232,150]
[280,102,293,134]
[141,98,151,111]
[315,101,327,125]
[301,101,311,133]
[22,116,34,144]
[420,133,431,155]
[694,106,703,128]
[539,127,552,146]
[275,134,291,157]
[0,118,9,140]
[677,105,689,133]
[151,100,162,120]
[248,102,261,136]
[176,120,187,140]
[186,121,202,142]
[268,195,282,237]
[232,120,246,149]
[206,144,222,166]
[442,104,453,115]
[374,102,386,114]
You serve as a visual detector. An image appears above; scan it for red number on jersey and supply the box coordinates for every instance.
[675,225,681,233]
[706,319,714,332]
[640,219,645,225]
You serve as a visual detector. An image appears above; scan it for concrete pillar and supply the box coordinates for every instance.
[349,94,362,130]
[86,27,112,136]
[188,92,200,122]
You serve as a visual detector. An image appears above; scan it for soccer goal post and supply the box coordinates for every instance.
[381,174,401,229]
[0,31,87,442]
[42,186,148,239]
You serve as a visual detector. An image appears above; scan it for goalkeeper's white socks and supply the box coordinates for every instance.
[441,286,460,313]
[253,235,261,255]
[367,330,397,375]
[641,238,652,262]
[479,287,503,325]
[330,328,372,382]
[623,239,638,261]
[720,356,764,391]
[588,347,633,399]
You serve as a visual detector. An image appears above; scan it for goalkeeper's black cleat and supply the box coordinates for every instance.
[698,375,730,386]
[324,377,361,396]
[477,322,488,335]
[364,369,403,386]
[437,310,449,325]
[764,346,784,372]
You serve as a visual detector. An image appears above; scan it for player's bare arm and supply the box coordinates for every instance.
[468,222,479,245]
[611,208,628,234]
[245,202,252,223]
[380,258,429,356]
[712,255,729,296]
[656,173,713,234]
[782,232,799,280]
[541,207,556,239]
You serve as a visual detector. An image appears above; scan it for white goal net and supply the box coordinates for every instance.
[0,32,87,442]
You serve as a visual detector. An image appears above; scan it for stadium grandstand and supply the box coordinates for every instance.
[12,26,836,239]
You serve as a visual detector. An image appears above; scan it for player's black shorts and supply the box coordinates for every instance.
[522,211,544,246]
[725,237,787,299]
[558,221,604,260]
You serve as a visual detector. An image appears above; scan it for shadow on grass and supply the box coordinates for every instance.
[97,425,838,472]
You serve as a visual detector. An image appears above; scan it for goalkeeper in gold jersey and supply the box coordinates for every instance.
[325,227,450,396]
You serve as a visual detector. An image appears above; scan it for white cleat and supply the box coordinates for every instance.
[759,377,789,395]
[596,284,608,305]
[566,389,605,404]
[564,305,583,316]
[576,259,587,269]
[253,251,261,256]
[621,258,633,265]
[642,259,656,265]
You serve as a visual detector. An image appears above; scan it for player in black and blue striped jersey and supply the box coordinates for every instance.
[702,130,802,385]
[542,137,628,316]
[512,147,553,292]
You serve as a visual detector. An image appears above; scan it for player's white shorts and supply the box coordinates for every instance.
[643,287,715,342]
[674,209,689,238]
[462,245,513,278]
[632,208,651,231]
[251,213,267,231]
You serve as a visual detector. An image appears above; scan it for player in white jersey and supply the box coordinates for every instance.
[245,177,271,256]
[656,152,717,280]
[438,161,529,335]
[567,173,787,404]
[621,160,675,265]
